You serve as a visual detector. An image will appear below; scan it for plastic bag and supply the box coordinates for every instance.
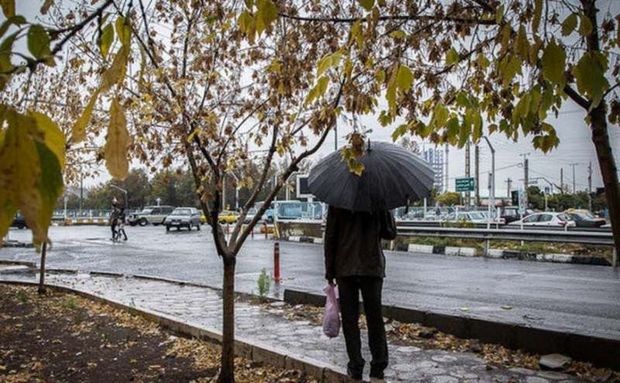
[322,284,340,338]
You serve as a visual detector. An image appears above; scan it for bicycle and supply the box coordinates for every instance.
[113,219,128,242]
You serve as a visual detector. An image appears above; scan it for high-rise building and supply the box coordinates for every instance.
[422,147,445,192]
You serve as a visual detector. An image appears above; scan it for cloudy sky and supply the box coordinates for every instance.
[11,1,620,196]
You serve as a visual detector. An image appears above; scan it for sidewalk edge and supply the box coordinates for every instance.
[283,288,620,370]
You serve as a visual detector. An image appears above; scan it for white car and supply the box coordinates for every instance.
[445,211,490,224]
[508,212,576,227]
[128,205,175,226]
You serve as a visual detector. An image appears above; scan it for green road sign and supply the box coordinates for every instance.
[455,177,475,192]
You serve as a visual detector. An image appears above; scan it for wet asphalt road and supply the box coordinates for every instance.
[2,225,619,341]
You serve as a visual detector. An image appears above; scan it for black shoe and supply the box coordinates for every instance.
[370,368,384,379]
[347,367,363,380]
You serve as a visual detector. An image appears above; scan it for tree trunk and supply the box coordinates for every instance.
[218,254,236,383]
[589,103,620,264]
[38,241,47,294]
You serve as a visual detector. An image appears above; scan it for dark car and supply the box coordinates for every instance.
[565,210,606,228]
[11,213,27,229]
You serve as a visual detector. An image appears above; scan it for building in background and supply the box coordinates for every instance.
[422,147,445,193]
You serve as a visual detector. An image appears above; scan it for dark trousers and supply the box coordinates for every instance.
[336,276,388,377]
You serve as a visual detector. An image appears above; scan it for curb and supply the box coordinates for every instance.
[283,288,620,371]
[1,240,34,248]
[0,280,354,383]
[279,236,323,244]
[278,237,612,266]
[89,271,126,278]
[0,259,36,268]
[131,274,280,304]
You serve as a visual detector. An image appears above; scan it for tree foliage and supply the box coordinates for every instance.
[436,191,461,206]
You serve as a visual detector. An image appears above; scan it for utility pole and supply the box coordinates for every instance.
[570,162,578,193]
[334,123,338,151]
[475,144,480,206]
[482,136,495,214]
[588,161,593,211]
[520,153,530,191]
[588,161,592,193]
[79,174,83,213]
[560,168,564,193]
[222,176,226,210]
[444,144,449,193]
[506,178,512,198]
[465,141,471,205]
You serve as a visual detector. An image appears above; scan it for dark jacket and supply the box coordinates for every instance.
[324,206,397,279]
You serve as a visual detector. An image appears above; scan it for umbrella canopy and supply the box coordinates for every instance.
[308,141,435,212]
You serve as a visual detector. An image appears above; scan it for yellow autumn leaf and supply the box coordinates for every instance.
[30,110,66,168]
[0,0,14,17]
[104,99,129,180]
[0,110,44,244]
[0,190,17,244]
[101,46,128,91]
[71,89,100,143]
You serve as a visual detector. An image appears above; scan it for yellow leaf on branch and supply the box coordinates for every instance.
[0,108,63,247]
[104,99,129,180]
[71,89,100,144]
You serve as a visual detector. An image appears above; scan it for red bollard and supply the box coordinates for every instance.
[273,241,281,283]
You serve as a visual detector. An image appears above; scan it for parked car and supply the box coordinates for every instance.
[11,213,26,229]
[164,207,201,231]
[508,212,576,227]
[128,205,175,226]
[218,210,239,224]
[500,206,536,224]
[240,201,277,224]
[564,209,606,228]
[243,206,270,224]
[444,211,489,224]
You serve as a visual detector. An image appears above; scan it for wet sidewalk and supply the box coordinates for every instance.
[0,270,580,382]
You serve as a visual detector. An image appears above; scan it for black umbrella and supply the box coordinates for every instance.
[308,141,435,212]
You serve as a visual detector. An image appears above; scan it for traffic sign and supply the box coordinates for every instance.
[296,174,314,199]
[455,177,475,192]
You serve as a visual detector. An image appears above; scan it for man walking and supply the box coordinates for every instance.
[324,206,396,381]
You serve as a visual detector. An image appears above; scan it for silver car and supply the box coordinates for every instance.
[164,207,201,232]
[129,205,175,226]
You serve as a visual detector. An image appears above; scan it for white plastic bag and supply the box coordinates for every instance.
[322,284,340,338]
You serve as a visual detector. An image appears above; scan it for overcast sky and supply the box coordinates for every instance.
[10,1,620,196]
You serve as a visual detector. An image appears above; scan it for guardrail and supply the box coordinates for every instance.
[396,220,612,232]
[396,226,614,245]
[274,220,617,267]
